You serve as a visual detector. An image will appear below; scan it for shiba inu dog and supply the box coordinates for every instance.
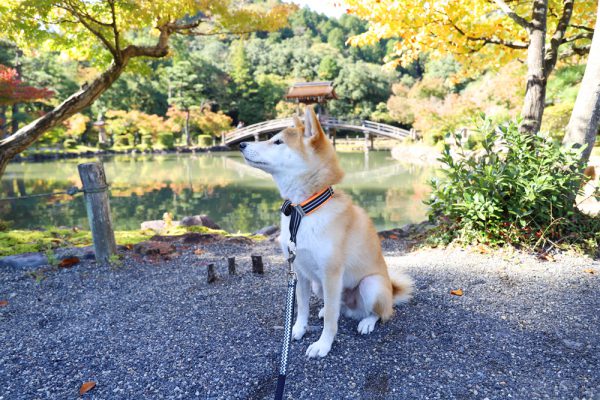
[239,106,413,358]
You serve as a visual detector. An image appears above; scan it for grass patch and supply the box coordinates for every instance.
[0,225,264,257]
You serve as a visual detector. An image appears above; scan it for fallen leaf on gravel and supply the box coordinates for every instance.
[475,244,489,254]
[125,244,133,250]
[450,289,464,296]
[0,300,8,307]
[194,249,205,255]
[537,253,555,262]
[79,381,96,395]
[583,268,596,274]
[58,257,80,268]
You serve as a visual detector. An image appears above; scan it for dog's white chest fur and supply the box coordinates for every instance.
[278,199,341,282]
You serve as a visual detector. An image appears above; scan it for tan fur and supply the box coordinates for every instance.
[240,105,414,357]
[296,107,412,320]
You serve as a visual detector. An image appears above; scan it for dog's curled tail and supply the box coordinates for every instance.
[389,267,414,305]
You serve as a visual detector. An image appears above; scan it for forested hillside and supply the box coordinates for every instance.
[0,6,585,150]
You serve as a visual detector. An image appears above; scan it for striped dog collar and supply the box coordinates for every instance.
[281,186,334,246]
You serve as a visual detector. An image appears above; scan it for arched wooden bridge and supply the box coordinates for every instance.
[224,116,410,145]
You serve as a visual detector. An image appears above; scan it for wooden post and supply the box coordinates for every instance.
[207,263,217,283]
[228,257,236,275]
[370,134,374,150]
[332,128,337,148]
[364,132,370,152]
[251,255,264,274]
[78,162,116,265]
[254,134,259,142]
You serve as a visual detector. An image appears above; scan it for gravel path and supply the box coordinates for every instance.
[1,237,599,399]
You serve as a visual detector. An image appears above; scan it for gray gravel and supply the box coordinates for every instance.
[1,238,599,399]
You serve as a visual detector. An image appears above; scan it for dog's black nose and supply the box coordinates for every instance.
[239,142,248,150]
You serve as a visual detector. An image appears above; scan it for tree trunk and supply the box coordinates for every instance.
[185,108,191,147]
[562,0,600,165]
[0,61,127,177]
[0,106,6,139]
[10,103,19,135]
[520,0,548,134]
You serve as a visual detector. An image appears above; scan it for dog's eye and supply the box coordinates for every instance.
[273,139,283,145]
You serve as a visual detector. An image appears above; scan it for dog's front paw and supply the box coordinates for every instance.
[306,339,332,358]
[292,323,306,340]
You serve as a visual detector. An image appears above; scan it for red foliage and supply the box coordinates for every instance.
[0,65,54,106]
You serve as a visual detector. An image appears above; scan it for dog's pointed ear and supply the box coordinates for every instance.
[303,108,312,137]
[293,115,304,131]
[306,106,325,140]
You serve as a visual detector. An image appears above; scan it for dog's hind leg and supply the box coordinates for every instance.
[292,273,311,340]
[356,274,393,335]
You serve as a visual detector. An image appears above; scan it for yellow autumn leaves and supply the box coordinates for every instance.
[344,0,596,78]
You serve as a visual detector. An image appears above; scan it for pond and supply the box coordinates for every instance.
[1,151,434,233]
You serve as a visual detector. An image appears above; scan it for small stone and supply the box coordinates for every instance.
[562,339,584,350]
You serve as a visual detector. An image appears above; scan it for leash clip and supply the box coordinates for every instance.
[287,241,296,264]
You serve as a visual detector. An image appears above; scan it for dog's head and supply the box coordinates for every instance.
[240,106,343,196]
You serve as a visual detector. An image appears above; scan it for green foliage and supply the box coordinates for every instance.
[197,134,212,147]
[158,132,175,149]
[62,138,77,149]
[427,118,595,252]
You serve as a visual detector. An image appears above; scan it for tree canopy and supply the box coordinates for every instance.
[346,0,596,76]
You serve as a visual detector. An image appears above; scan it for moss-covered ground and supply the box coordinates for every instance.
[0,225,264,257]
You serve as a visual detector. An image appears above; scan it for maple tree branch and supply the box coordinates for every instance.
[559,43,592,58]
[562,32,594,43]
[60,0,113,27]
[544,0,574,78]
[57,2,118,60]
[449,20,528,49]
[493,0,532,31]
[569,23,594,32]
[108,0,121,58]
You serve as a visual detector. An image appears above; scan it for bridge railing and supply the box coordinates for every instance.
[321,117,410,139]
[224,115,410,144]
[225,117,294,144]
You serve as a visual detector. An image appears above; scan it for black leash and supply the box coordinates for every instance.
[274,187,335,400]
[274,247,297,400]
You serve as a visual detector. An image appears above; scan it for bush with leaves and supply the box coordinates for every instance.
[427,118,599,253]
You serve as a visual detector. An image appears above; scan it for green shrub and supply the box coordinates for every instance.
[141,133,153,147]
[114,133,134,147]
[158,132,175,149]
[63,138,78,149]
[197,134,212,147]
[0,220,10,232]
[426,117,597,251]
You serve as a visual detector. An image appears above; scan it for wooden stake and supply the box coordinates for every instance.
[228,257,236,275]
[251,255,264,274]
[77,162,116,265]
[207,263,217,283]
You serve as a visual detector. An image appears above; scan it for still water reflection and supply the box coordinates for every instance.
[1,152,433,233]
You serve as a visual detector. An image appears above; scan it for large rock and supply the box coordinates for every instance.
[255,225,279,237]
[180,215,221,230]
[133,241,176,256]
[0,253,48,269]
[140,220,181,233]
[149,233,221,244]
